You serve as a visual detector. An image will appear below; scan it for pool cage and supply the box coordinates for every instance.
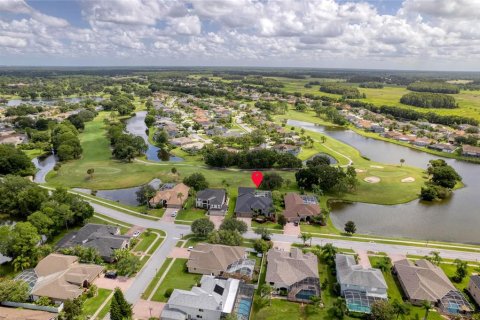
[232,282,255,320]
[439,290,473,316]
[14,269,38,291]
[226,259,256,278]
[343,290,386,314]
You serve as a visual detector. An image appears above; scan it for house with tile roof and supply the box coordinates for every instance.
[282,192,321,223]
[149,183,190,208]
[265,248,320,303]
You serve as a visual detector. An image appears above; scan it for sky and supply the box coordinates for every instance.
[0,0,480,70]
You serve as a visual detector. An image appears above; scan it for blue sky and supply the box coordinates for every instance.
[0,0,479,70]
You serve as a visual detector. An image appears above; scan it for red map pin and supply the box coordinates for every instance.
[251,171,263,188]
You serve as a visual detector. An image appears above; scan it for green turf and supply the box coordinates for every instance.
[151,258,201,302]
[133,232,159,253]
[141,257,173,300]
[82,288,112,317]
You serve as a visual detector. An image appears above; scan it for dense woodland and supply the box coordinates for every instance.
[400,92,458,109]
[407,81,460,94]
[319,83,364,99]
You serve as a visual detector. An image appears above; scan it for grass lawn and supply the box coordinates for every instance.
[151,258,202,302]
[133,232,159,253]
[23,148,46,160]
[82,288,112,317]
[142,257,173,300]
[251,220,283,230]
[176,198,207,221]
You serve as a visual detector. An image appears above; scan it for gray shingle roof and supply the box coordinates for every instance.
[336,254,387,291]
[470,275,480,288]
[196,189,226,206]
[234,187,273,214]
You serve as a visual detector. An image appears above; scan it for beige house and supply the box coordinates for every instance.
[16,254,104,304]
[394,259,472,316]
[265,248,320,303]
[0,306,56,320]
[282,193,321,223]
[149,183,190,208]
[187,244,254,278]
[467,275,480,306]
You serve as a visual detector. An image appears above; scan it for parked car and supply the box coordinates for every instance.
[132,231,141,238]
[187,246,194,251]
[294,221,299,226]
[105,271,117,279]
[171,210,178,217]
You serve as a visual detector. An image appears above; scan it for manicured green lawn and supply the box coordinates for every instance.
[142,257,173,300]
[23,148,46,160]
[151,258,202,302]
[82,288,112,317]
[133,232,158,253]
[251,220,283,230]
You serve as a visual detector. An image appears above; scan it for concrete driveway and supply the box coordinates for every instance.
[126,225,146,237]
[168,247,190,259]
[94,275,135,291]
[283,222,300,236]
[133,299,165,320]
[162,208,178,223]
[355,250,372,268]
[209,215,224,229]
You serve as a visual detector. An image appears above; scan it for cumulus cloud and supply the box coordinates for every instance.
[0,0,480,68]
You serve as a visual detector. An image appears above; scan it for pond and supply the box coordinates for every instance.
[73,178,162,207]
[288,119,480,244]
[3,96,104,107]
[304,152,338,165]
[125,111,184,162]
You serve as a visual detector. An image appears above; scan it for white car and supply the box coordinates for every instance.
[132,231,141,238]
[171,210,178,217]
[187,246,194,251]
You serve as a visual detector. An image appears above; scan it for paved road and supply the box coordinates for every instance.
[90,202,480,304]
[89,203,190,304]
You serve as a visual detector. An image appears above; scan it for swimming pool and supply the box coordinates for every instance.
[236,298,252,320]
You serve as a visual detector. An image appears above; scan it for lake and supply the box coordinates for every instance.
[125,111,184,162]
[288,119,480,244]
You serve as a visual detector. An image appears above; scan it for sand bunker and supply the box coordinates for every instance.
[355,169,366,173]
[401,177,415,183]
[364,176,381,183]
[370,165,384,169]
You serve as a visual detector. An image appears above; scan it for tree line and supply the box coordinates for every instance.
[203,148,302,169]
[106,121,147,162]
[407,81,460,94]
[400,92,457,109]
[346,100,478,126]
[319,83,364,99]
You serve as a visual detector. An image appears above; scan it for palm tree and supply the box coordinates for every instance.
[260,284,273,306]
[177,192,184,206]
[13,255,31,271]
[392,299,410,319]
[400,159,405,167]
[299,232,312,247]
[421,300,431,320]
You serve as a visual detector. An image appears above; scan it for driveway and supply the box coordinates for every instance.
[237,217,252,230]
[168,247,190,259]
[126,225,146,237]
[272,241,291,251]
[355,250,371,268]
[133,299,165,320]
[162,208,177,223]
[283,222,300,236]
[209,215,225,229]
[94,275,135,291]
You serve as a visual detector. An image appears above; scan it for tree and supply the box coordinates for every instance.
[392,299,410,320]
[370,300,395,320]
[220,218,248,234]
[110,288,132,320]
[177,192,184,206]
[306,155,331,167]
[344,221,356,235]
[299,232,312,246]
[277,213,287,227]
[254,227,272,240]
[0,175,48,218]
[320,243,338,266]
[253,239,272,253]
[0,144,35,176]
[400,159,405,167]
[421,301,431,320]
[260,284,273,306]
[183,173,209,191]
[2,222,40,265]
[87,168,95,179]
[114,250,141,276]
[453,259,467,282]
[259,172,284,190]
[425,251,442,266]
[27,211,54,237]
[60,297,83,320]
[295,164,346,192]
[0,279,29,302]
[208,230,243,246]
[136,184,156,206]
[191,218,215,239]
[374,256,392,272]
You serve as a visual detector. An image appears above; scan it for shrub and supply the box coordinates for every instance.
[164,288,174,298]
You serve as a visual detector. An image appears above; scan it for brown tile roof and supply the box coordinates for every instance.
[0,306,55,320]
[149,183,190,207]
[31,254,103,301]
[265,248,319,286]
[187,243,245,273]
[463,144,480,154]
[394,259,455,303]
[282,193,321,220]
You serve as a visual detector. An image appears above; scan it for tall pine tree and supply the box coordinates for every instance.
[110,287,132,320]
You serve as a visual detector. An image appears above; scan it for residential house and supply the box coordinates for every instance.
[0,306,57,320]
[265,248,320,303]
[467,275,480,307]
[187,243,254,278]
[272,144,301,156]
[161,275,254,320]
[383,131,402,139]
[370,124,385,133]
[0,130,26,146]
[56,224,130,262]
[335,254,388,313]
[462,144,480,157]
[428,143,457,153]
[170,137,195,147]
[149,183,190,208]
[195,189,228,215]
[411,137,433,147]
[234,187,274,218]
[282,193,321,223]
[394,259,472,316]
[15,254,103,304]
[181,141,205,152]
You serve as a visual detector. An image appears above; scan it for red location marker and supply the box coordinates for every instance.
[251,171,263,188]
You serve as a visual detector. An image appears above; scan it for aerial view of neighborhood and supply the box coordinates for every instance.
[1,1,480,320]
